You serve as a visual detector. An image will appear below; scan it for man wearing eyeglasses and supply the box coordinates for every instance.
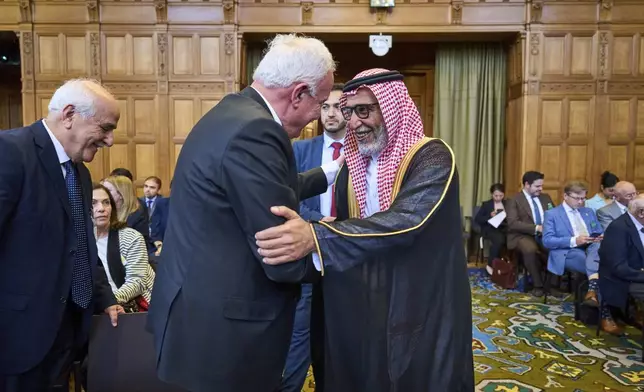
[597,181,638,230]
[254,68,473,392]
[599,194,644,330]
[542,181,620,334]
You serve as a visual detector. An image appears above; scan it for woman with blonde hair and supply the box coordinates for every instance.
[101,175,153,252]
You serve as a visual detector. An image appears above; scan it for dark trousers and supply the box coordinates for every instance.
[630,283,644,301]
[0,302,83,392]
[310,283,325,392]
[277,283,313,392]
[514,236,548,288]
[483,228,506,265]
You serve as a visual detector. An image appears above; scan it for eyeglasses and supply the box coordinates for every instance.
[341,103,380,121]
[566,194,586,202]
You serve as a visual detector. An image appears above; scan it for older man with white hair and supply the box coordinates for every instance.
[147,34,341,392]
[599,194,644,333]
[597,181,638,230]
[0,79,122,391]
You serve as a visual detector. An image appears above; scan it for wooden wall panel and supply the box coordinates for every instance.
[6,0,644,197]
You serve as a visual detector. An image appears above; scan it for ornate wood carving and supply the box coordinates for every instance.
[598,32,609,79]
[169,82,226,94]
[21,31,33,78]
[19,0,32,23]
[90,33,100,77]
[103,82,158,93]
[599,0,613,23]
[596,80,608,95]
[607,81,644,94]
[530,0,542,24]
[154,0,167,23]
[302,2,313,25]
[224,33,234,56]
[37,81,64,90]
[451,1,462,26]
[529,33,539,77]
[157,33,167,77]
[86,0,98,23]
[223,0,235,24]
[528,81,539,95]
[539,82,596,94]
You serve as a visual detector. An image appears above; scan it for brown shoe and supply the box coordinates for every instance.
[583,290,599,307]
[601,318,623,336]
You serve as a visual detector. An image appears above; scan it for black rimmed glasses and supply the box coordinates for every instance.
[341,103,380,121]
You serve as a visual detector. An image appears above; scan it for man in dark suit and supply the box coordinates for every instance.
[506,171,555,297]
[0,79,124,391]
[279,83,346,392]
[599,194,644,326]
[147,34,339,392]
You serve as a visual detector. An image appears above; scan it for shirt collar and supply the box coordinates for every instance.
[251,87,282,125]
[628,212,643,231]
[323,132,345,149]
[615,200,627,212]
[42,119,70,165]
[147,196,157,202]
[523,189,537,201]
[563,202,576,214]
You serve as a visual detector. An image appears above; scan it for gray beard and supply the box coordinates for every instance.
[358,125,388,157]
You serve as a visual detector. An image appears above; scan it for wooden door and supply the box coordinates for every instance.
[401,69,434,137]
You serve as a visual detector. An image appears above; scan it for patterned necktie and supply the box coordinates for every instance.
[147,199,153,214]
[573,210,589,236]
[329,142,343,218]
[63,161,93,308]
[531,198,542,225]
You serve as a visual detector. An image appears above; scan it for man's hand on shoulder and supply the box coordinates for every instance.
[255,206,315,265]
[105,304,125,327]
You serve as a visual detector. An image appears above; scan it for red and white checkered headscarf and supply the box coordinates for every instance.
[340,68,425,218]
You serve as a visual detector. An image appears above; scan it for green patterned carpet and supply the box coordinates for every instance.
[303,268,644,391]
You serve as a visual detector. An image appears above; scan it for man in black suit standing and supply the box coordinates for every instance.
[147,34,339,392]
[599,194,644,321]
[0,79,124,391]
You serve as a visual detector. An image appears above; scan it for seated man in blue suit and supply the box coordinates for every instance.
[543,180,620,334]
[278,83,346,392]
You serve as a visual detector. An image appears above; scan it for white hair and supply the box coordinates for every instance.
[48,78,114,119]
[252,34,336,97]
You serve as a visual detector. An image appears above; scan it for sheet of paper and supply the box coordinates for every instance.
[487,210,506,228]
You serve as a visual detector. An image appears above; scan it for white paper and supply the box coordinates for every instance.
[487,211,506,228]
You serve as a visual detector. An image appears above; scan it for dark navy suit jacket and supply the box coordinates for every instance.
[0,120,116,375]
[292,135,325,221]
[150,197,170,242]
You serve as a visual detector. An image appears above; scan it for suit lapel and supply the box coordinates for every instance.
[558,206,575,236]
[31,121,72,220]
[516,193,535,223]
[626,217,644,261]
[312,136,324,167]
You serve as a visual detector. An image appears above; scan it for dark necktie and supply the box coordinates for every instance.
[147,199,153,211]
[63,161,93,308]
[329,142,343,218]
[531,197,542,225]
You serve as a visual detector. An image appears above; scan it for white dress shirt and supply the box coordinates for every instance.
[96,235,118,292]
[42,119,71,178]
[615,201,628,215]
[523,189,544,229]
[364,154,381,218]
[319,133,345,217]
[563,202,589,248]
[628,213,644,249]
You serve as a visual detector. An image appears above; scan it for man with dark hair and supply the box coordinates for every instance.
[542,180,620,333]
[506,170,554,297]
[279,83,346,392]
[110,167,133,181]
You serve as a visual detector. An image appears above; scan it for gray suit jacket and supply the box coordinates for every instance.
[596,202,625,231]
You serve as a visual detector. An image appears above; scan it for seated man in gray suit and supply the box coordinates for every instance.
[597,181,637,230]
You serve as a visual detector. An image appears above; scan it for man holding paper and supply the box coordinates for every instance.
[475,183,508,274]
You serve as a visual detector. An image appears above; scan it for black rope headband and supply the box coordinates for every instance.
[342,70,404,93]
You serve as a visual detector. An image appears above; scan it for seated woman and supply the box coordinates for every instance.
[101,175,154,253]
[92,183,155,310]
[475,183,508,274]
[585,171,619,211]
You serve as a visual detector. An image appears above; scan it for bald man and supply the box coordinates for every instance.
[0,78,123,391]
[597,181,638,230]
